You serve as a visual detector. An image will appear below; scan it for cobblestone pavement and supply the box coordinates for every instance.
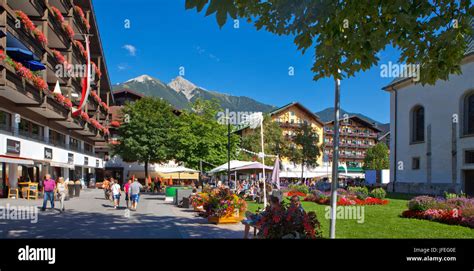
[0,188,245,239]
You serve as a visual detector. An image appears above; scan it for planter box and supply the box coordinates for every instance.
[208,215,244,224]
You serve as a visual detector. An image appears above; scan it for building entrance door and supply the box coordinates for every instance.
[463,170,474,197]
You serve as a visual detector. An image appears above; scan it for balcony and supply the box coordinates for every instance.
[48,0,73,14]
[47,12,71,50]
[5,0,47,19]
[6,10,45,60]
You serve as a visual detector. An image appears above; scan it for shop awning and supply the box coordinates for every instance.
[24,60,46,71]
[0,156,34,165]
[50,162,75,169]
[6,47,36,61]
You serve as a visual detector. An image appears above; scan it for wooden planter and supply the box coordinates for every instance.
[208,215,244,224]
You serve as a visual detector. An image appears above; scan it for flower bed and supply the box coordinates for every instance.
[401,195,474,228]
[256,203,323,239]
[304,187,389,206]
[203,188,246,223]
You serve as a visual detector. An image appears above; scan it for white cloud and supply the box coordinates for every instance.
[117,63,129,71]
[122,44,137,56]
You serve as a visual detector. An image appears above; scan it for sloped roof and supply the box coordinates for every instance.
[324,115,382,132]
[269,102,324,126]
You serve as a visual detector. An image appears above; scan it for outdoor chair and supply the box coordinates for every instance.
[8,187,19,199]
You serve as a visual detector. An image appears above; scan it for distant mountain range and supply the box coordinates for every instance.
[113,75,389,132]
[113,75,276,113]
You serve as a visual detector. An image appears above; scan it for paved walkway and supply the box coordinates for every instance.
[0,189,245,239]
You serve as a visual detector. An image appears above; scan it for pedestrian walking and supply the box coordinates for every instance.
[129,179,143,211]
[111,179,121,209]
[56,177,67,212]
[41,174,56,211]
[124,179,132,209]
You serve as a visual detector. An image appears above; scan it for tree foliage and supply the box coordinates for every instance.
[239,115,288,165]
[290,123,321,178]
[173,99,239,171]
[111,97,179,178]
[186,0,473,84]
[363,143,390,170]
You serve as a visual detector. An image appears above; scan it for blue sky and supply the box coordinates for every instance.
[93,0,402,124]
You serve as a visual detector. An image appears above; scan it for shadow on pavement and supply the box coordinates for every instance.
[0,208,244,239]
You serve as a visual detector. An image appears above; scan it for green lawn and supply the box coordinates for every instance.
[246,193,474,238]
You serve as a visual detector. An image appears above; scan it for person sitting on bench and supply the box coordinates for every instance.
[242,196,280,239]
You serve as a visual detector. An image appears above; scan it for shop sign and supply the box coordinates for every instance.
[6,139,20,154]
[68,153,74,164]
[44,148,53,160]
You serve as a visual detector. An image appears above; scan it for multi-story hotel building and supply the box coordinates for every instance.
[323,116,381,170]
[238,102,325,174]
[0,0,112,197]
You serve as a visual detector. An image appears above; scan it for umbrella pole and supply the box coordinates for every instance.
[260,119,267,207]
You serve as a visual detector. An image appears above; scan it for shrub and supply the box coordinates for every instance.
[288,184,309,195]
[408,196,437,211]
[444,191,458,200]
[369,188,387,199]
[348,186,369,198]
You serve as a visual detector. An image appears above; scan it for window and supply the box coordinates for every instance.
[411,106,424,143]
[0,110,11,130]
[50,130,66,148]
[412,157,420,170]
[465,150,474,164]
[70,137,80,151]
[464,93,474,135]
[18,118,43,140]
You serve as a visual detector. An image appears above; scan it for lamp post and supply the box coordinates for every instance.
[329,75,341,239]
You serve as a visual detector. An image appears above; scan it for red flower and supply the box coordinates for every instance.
[52,50,66,64]
[50,6,64,22]
[74,6,90,30]
[110,121,121,127]
[63,24,75,40]
[33,28,48,46]
[15,11,35,31]
[0,49,6,61]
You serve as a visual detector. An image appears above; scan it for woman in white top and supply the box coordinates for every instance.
[111,180,121,209]
[56,177,67,212]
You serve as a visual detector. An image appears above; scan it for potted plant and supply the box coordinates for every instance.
[204,188,247,224]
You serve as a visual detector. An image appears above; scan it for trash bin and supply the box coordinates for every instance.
[74,181,81,197]
[68,182,75,198]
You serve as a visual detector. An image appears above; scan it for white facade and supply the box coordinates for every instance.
[388,57,474,194]
[0,133,104,187]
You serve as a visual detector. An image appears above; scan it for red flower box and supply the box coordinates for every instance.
[287,191,307,197]
[110,121,121,127]
[74,6,90,30]
[50,6,64,23]
[63,24,75,40]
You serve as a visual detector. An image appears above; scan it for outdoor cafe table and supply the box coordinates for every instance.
[18,182,39,200]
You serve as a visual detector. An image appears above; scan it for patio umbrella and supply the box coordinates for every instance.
[271,156,280,190]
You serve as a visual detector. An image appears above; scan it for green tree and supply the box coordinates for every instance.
[111,97,179,181]
[239,115,288,165]
[185,0,472,84]
[363,143,389,170]
[290,123,321,179]
[174,99,239,171]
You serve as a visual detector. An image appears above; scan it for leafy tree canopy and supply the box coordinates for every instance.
[186,0,473,84]
[363,143,390,170]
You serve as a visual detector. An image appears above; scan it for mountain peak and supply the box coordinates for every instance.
[168,76,198,100]
[125,74,155,83]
